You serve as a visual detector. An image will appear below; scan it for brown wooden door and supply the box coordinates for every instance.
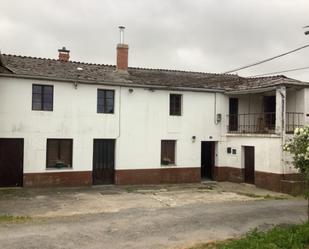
[0,139,24,187]
[244,146,255,184]
[229,98,238,131]
[201,142,215,180]
[93,139,115,185]
[263,96,276,130]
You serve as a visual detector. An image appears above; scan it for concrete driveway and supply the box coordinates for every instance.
[0,182,306,249]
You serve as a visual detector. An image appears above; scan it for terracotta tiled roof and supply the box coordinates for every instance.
[0,54,307,91]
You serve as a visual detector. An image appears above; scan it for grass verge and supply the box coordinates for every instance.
[0,215,31,223]
[189,222,309,249]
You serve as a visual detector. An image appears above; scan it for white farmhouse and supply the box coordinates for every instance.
[0,41,308,194]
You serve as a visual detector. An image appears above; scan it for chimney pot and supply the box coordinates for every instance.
[58,46,70,62]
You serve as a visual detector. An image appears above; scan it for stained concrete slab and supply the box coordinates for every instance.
[0,182,305,249]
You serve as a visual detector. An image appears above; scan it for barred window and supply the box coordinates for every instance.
[169,94,182,116]
[32,84,53,111]
[97,89,114,114]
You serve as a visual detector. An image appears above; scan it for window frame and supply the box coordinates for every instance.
[161,140,176,165]
[32,84,54,111]
[97,89,115,114]
[169,94,182,116]
[46,139,73,169]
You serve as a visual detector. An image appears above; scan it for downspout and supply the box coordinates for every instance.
[115,86,122,180]
[116,86,122,139]
[214,92,218,125]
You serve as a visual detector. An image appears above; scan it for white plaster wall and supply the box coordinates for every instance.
[237,94,264,114]
[286,89,305,113]
[217,135,283,174]
[0,78,120,173]
[116,88,224,169]
[0,77,307,175]
[0,78,225,173]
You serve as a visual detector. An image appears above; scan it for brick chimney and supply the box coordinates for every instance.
[58,46,70,62]
[116,26,129,72]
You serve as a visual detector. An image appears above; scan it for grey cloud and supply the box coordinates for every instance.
[0,0,309,80]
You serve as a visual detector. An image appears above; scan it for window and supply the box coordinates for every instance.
[170,94,182,116]
[161,140,176,165]
[97,89,114,113]
[32,84,53,111]
[46,139,73,169]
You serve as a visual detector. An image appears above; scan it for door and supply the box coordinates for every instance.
[93,139,115,185]
[201,142,215,180]
[229,98,239,131]
[244,146,255,184]
[0,139,24,187]
[263,96,276,130]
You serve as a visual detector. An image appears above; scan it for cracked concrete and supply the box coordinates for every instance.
[0,182,305,249]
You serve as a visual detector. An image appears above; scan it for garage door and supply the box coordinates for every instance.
[0,139,24,187]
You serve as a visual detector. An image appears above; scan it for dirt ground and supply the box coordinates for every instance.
[0,182,306,249]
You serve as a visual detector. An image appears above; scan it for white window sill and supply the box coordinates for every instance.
[46,167,73,171]
[161,164,177,167]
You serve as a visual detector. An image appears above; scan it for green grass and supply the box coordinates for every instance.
[189,223,309,249]
[0,215,31,223]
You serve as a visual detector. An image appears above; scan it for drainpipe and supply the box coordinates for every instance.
[214,93,218,125]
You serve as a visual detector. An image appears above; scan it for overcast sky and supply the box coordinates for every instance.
[1,0,309,81]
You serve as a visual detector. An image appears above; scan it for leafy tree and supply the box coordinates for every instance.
[284,126,309,221]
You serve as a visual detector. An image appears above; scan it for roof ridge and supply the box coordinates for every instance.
[128,66,235,76]
[2,53,241,76]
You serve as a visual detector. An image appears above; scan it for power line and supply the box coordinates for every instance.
[222,44,309,74]
[252,66,309,77]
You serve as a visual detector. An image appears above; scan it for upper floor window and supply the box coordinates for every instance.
[97,89,114,114]
[170,94,182,116]
[32,84,53,111]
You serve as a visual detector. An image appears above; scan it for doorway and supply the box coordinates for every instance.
[244,146,255,184]
[229,98,239,131]
[263,96,276,130]
[0,139,24,187]
[92,139,115,185]
[201,142,215,180]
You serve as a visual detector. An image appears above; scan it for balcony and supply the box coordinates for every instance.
[227,112,276,134]
[286,112,304,134]
[227,112,303,134]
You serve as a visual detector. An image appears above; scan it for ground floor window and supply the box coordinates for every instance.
[161,140,176,165]
[46,139,73,169]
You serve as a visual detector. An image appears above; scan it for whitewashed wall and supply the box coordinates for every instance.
[0,78,120,173]
[0,77,307,175]
[0,78,225,173]
[116,88,224,169]
[217,135,283,174]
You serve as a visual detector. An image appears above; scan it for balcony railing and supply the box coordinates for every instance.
[286,112,304,134]
[227,112,276,134]
[227,112,304,134]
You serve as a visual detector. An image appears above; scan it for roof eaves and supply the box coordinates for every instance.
[0,73,225,93]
